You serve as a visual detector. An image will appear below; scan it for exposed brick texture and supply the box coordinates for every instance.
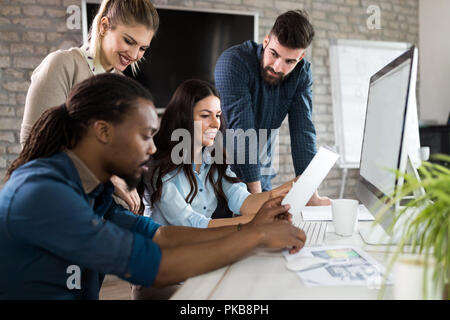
[0,0,419,195]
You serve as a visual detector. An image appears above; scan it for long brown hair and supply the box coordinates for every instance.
[6,73,153,180]
[146,79,240,206]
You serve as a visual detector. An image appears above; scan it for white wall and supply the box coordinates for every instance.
[419,0,450,124]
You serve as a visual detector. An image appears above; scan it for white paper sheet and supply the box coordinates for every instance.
[281,147,339,217]
[283,246,392,287]
[302,204,375,221]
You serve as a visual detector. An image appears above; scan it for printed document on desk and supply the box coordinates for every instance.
[302,205,375,221]
[283,246,392,287]
[282,147,339,217]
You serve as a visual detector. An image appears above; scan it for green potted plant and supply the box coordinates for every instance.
[377,154,449,300]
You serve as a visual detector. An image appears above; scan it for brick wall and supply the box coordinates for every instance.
[0,0,419,196]
[0,0,82,187]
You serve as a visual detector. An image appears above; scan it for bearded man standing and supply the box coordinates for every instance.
[215,10,330,205]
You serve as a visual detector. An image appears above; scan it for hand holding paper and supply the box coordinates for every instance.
[281,147,339,217]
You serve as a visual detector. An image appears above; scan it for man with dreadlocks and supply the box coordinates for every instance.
[0,74,306,300]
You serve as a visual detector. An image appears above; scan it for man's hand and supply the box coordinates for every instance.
[110,175,141,214]
[307,190,332,206]
[257,220,306,254]
[246,196,305,254]
[248,196,292,226]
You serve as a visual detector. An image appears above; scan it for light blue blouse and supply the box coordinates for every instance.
[144,163,250,228]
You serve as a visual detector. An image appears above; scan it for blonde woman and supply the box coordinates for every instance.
[20,0,159,213]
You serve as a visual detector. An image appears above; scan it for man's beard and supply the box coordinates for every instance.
[260,55,285,86]
[120,173,142,191]
[117,158,150,191]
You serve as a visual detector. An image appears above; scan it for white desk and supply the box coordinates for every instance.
[171,221,396,300]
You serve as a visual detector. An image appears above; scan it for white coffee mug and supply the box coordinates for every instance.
[331,199,359,236]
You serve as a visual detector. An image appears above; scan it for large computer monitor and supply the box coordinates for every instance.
[356,46,425,244]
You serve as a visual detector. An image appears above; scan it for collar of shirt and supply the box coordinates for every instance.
[64,150,101,194]
[192,149,214,175]
[192,162,209,177]
[257,43,263,62]
[79,43,109,75]
[64,150,115,211]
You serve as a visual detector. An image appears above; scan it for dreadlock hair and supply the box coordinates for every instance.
[5,73,153,181]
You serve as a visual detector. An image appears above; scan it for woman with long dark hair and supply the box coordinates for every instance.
[143,79,296,228]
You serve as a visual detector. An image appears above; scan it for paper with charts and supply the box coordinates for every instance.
[283,246,392,287]
[282,147,339,217]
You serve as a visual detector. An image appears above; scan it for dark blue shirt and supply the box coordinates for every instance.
[0,152,161,299]
[214,40,317,191]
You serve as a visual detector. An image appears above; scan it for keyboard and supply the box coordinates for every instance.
[297,221,327,247]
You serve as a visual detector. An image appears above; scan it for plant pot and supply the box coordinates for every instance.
[393,254,443,300]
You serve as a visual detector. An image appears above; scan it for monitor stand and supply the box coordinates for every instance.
[359,223,396,245]
[359,206,420,245]
[359,153,425,246]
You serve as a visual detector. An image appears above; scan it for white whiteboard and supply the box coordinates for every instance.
[329,39,410,168]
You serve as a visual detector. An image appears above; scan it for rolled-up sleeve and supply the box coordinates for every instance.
[7,180,161,287]
[153,179,211,228]
[222,166,251,215]
[105,203,160,239]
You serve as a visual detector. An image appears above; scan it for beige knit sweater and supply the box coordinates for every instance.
[20,47,122,146]
[20,47,94,146]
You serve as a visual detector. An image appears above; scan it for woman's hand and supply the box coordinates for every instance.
[110,175,141,214]
[269,176,297,199]
[240,177,297,217]
[271,177,332,206]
